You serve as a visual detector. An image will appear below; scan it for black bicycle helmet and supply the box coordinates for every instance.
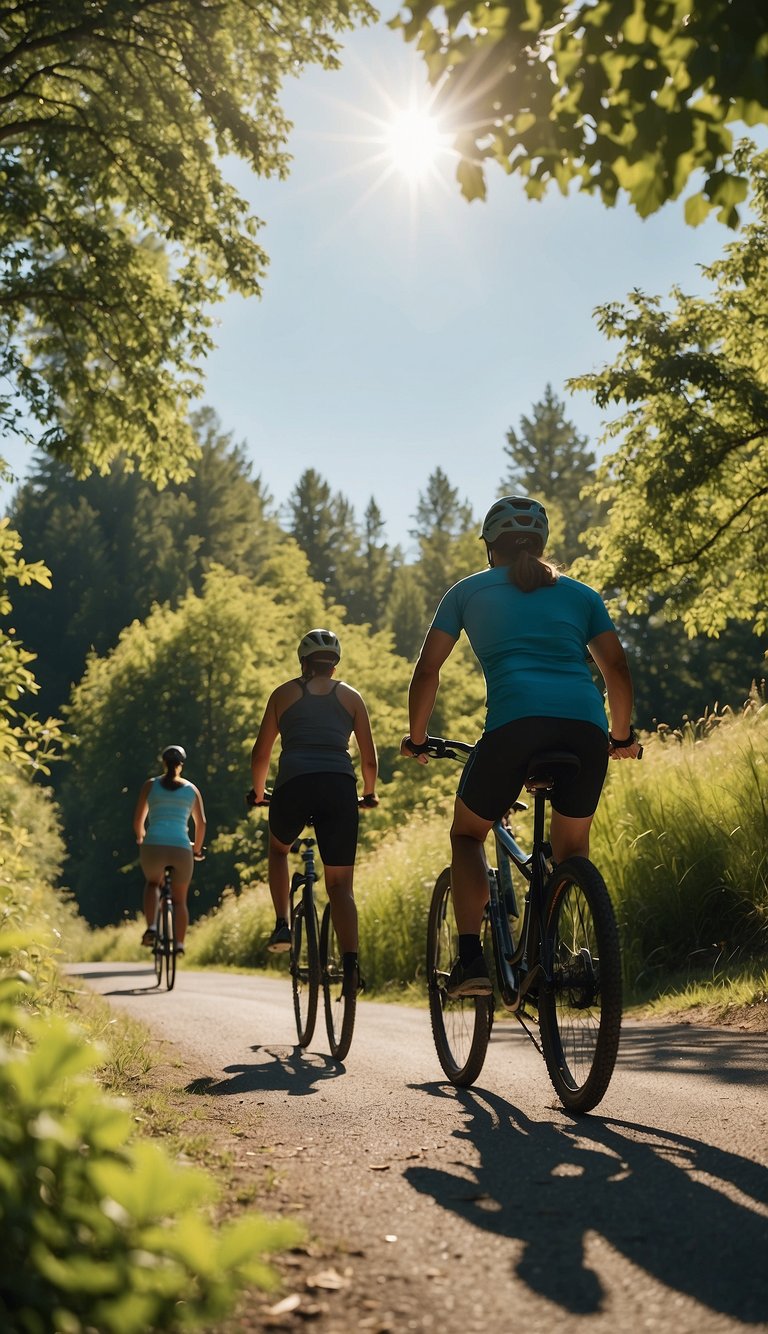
[480,496,549,548]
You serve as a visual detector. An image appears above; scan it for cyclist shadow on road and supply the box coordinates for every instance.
[404,1082,768,1322]
[186,1044,345,1098]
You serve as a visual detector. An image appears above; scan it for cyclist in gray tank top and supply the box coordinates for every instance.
[250,629,378,996]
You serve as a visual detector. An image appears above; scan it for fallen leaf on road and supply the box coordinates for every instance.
[384,1235,397,1243]
[306,1268,350,1291]
[266,1294,302,1316]
[369,1163,390,1171]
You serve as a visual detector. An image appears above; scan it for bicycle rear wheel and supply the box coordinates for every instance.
[320,902,356,1061]
[538,856,622,1113]
[291,899,319,1046]
[161,897,176,992]
[153,914,163,987]
[427,868,492,1087]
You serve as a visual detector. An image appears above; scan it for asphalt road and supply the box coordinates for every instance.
[70,963,768,1333]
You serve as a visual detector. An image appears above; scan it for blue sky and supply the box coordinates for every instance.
[2,21,735,556]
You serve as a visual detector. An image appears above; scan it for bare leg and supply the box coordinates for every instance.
[268,833,292,921]
[143,882,159,929]
[550,811,594,863]
[324,866,357,954]
[170,884,190,944]
[449,797,494,934]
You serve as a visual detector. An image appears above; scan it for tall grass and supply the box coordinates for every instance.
[592,697,768,991]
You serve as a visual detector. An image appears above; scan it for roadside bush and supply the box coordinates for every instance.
[0,969,300,1333]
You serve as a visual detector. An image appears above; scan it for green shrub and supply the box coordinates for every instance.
[0,971,300,1333]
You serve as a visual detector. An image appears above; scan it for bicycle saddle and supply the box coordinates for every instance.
[525,750,581,791]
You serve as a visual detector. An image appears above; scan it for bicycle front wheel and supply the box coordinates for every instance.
[320,903,356,1061]
[538,857,622,1113]
[153,915,163,987]
[291,899,319,1046]
[427,868,491,1087]
[161,898,176,992]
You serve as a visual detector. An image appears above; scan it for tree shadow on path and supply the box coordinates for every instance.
[186,1044,344,1098]
[405,1082,768,1322]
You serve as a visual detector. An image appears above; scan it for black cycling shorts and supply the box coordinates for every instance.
[457,716,609,821]
[269,772,359,866]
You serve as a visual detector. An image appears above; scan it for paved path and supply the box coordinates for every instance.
[70,963,768,1333]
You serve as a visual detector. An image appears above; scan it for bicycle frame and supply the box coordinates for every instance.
[487,800,551,1013]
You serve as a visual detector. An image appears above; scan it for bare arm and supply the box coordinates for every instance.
[401,628,458,764]
[132,779,152,843]
[347,689,378,797]
[588,630,642,758]
[250,690,281,800]
[190,786,207,856]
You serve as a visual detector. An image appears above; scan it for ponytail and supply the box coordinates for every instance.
[489,533,559,592]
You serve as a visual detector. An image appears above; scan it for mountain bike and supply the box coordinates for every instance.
[247,792,366,1059]
[153,864,177,991]
[152,852,204,992]
[425,737,634,1113]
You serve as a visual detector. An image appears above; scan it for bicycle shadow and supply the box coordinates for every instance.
[404,1083,768,1321]
[186,1044,345,1098]
[66,964,162,995]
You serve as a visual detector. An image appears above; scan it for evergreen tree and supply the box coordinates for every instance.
[343,498,397,629]
[386,566,428,660]
[410,468,479,610]
[502,386,597,565]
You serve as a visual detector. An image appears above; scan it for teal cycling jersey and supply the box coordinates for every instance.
[430,568,615,733]
[143,778,196,848]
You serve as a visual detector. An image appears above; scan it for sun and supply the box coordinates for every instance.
[384,107,451,183]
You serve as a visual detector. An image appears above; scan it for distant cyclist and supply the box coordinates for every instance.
[249,629,378,995]
[401,495,641,999]
[133,745,206,956]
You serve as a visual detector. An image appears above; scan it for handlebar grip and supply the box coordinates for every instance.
[246,788,271,808]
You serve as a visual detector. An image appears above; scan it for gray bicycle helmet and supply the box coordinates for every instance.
[297,628,341,663]
[480,495,549,548]
[161,744,187,764]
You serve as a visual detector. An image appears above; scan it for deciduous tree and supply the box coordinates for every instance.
[396,0,766,223]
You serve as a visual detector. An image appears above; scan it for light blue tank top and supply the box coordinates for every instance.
[143,778,196,848]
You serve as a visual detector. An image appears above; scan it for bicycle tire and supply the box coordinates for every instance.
[162,897,176,992]
[427,868,492,1087]
[320,902,356,1061]
[291,899,319,1046]
[538,856,622,1113]
[153,916,163,987]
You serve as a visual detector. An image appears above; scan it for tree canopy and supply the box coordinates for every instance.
[502,385,597,565]
[396,0,767,222]
[571,149,768,637]
[1,0,373,480]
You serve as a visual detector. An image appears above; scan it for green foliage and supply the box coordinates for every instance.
[570,148,768,637]
[0,983,300,1332]
[0,515,61,787]
[395,0,766,222]
[7,413,280,717]
[501,385,598,566]
[1,0,374,475]
[591,690,768,987]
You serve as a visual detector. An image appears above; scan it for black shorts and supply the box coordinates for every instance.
[269,773,359,866]
[457,717,609,821]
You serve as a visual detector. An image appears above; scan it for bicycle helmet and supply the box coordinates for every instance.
[297,628,341,664]
[480,496,549,549]
[161,744,187,765]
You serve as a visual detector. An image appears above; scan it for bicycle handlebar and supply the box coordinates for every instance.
[424,734,642,761]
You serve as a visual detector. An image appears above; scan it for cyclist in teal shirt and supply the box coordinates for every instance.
[401,496,641,999]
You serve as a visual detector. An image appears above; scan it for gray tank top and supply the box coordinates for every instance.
[275,680,355,788]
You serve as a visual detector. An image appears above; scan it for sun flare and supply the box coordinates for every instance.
[385,107,451,182]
